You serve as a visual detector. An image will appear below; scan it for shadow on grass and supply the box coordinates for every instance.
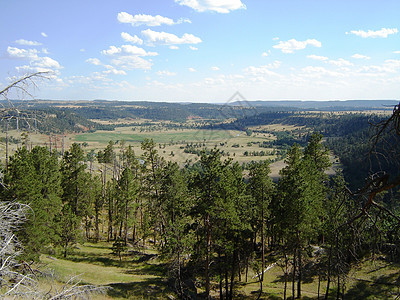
[345,272,400,300]
[66,254,125,267]
[62,248,159,269]
[125,262,167,277]
[107,278,173,299]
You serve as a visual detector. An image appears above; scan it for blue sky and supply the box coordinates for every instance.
[1,0,400,102]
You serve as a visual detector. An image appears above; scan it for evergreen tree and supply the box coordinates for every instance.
[61,143,89,217]
[159,161,193,297]
[57,143,91,256]
[115,167,139,244]
[277,133,331,298]
[247,160,275,284]
[2,146,62,260]
[55,204,80,258]
[140,138,165,247]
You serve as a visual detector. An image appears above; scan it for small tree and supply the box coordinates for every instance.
[111,237,127,262]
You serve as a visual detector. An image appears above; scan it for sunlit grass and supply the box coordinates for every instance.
[40,242,173,299]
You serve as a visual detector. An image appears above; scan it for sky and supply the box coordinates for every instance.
[1,0,400,103]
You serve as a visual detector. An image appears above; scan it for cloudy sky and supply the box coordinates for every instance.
[1,0,400,102]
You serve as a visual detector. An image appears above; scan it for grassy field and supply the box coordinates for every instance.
[41,242,173,299]
[40,242,400,299]
[0,124,337,178]
[72,126,279,167]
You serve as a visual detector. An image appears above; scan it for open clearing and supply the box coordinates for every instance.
[73,127,280,166]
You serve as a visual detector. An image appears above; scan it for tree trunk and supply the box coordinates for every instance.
[229,250,236,300]
[245,256,249,283]
[5,122,9,170]
[336,273,340,300]
[325,247,332,299]
[85,215,90,240]
[261,205,265,283]
[225,264,229,300]
[238,252,241,282]
[297,248,302,299]
[95,205,100,242]
[124,199,129,244]
[284,253,288,300]
[318,272,321,300]
[205,215,211,299]
[219,251,223,300]
[177,251,184,298]
[292,249,296,300]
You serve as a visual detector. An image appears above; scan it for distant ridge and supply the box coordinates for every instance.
[229,100,399,110]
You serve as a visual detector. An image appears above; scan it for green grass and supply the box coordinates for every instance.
[74,128,239,144]
[40,243,400,299]
[40,242,174,299]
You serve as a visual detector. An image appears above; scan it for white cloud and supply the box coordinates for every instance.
[7,47,39,59]
[273,39,321,53]
[177,18,192,24]
[101,45,158,56]
[244,65,279,76]
[98,44,157,71]
[393,51,400,54]
[261,52,269,57]
[121,32,143,45]
[31,56,61,69]
[15,39,42,46]
[328,58,353,67]
[117,12,188,26]
[346,28,398,38]
[86,58,127,75]
[101,46,121,56]
[170,46,179,50]
[175,0,246,13]
[7,46,62,73]
[307,54,328,61]
[352,54,371,60]
[301,66,345,78]
[211,66,220,71]
[188,67,196,72]
[111,56,153,70]
[142,29,202,45]
[41,32,48,38]
[86,58,102,65]
[156,70,177,76]
[121,45,158,56]
[384,59,400,71]
[104,68,127,75]
[189,46,198,50]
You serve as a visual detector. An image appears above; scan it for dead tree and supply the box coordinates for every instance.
[1,72,49,168]
[348,102,400,222]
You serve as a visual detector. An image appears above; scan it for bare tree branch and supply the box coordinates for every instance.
[0,72,49,100]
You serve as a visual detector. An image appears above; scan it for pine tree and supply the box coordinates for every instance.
[2,146,62,260]
[277,133,331,298]
[140,138,165,247]
[115,167,139,244]
[159,161,193,297]
[248,160,275,285]
[61,143,88,217]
